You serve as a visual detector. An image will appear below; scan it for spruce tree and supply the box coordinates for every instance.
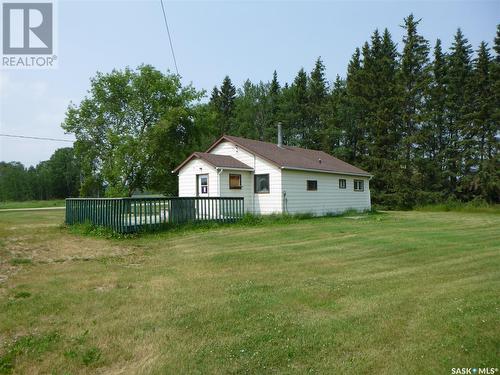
[265,70,282,142]
[208,76,237,136]
[282,68,309,146]
[209,86,220,112]
[424,39,448,195]
[307,57,328,149]
[323,75,347,156]
[445,29,473,197]
[233,80,271,141]
[342,47,366,163]
[270,70,280,95]
[488,25,500,202]
[466,41,499,201]
[492,25,500,128]
[360,29,401,206]
[397,14,431,206]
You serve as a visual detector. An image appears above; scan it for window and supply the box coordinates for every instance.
[229,174,241,189]
[339,179,346,189]
[198,175,208,194]
[354,179,364,192]
[254,174,269,194]
[307,180,317,191]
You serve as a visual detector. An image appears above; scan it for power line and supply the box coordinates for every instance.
[159,0,179,75]
[0,133,74,143]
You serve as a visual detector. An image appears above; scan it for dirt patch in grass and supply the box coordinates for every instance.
[3,235,135,263]
[0,212,142,285]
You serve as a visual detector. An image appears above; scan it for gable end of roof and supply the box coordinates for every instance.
[172,151,253,173]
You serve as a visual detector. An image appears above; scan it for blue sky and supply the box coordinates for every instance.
[1,0,499,166]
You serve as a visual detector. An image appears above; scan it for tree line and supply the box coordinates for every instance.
[0,148,80,201]
[2,15,498,207]
[208,16,499,207]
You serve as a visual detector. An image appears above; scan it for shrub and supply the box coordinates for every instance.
[415,198,499,213]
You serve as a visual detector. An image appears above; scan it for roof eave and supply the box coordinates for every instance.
[172,153,219,174]
[172,152,197,174]
[215,167,254,172]
[281,166,372,178]
[205,135,283,169]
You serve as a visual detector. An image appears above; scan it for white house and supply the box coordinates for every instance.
[173,131,372,215]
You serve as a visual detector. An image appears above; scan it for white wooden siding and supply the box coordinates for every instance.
[177,141,371,215]
[177,159,219,197]
[281,170,371,215]
[218,170,253,212]
[211,141,282,214]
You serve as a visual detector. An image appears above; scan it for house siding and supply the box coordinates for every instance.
[177,141,371,216]
[211,141,282,214]
[281,170,371,215]
[218,170,253,212]
[178,159,219,197]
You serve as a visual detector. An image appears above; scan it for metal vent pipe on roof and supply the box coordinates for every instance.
[277,122,283,148]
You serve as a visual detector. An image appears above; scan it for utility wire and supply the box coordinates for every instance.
[160,0,179,75]
[0,133,74,143]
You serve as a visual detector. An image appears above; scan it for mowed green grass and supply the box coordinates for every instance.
[0,200,65,210]
[0,210,499,374]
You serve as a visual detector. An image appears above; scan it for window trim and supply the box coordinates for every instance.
[306,180,318,191]
[197,174,209,196]
[254,174,270,194]
[339,179,346,189]
[229,174,242,189]
[354,179,364,192]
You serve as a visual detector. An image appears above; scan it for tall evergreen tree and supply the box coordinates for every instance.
[464,41,499,201]
[325,48,365,163]
[323,75,347,155]
[397,14,431,205]
[234,80,271,141]
[265,70,282,142]
[282,68,309,146]
[305,57,329,149]
[424,39,448,195]
[492,25,500,128]
[210,76,236,135]
[359,29,401,206]
[488,25,500,202]
[445,29,473,197]
[343,47,368,163]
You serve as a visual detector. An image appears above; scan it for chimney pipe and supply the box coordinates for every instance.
[277,122,283,148]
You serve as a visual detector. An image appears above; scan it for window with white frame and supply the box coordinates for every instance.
[354,179,364,192]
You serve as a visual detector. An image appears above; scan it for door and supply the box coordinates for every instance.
[197,174,209,197]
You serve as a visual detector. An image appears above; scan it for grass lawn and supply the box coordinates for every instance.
[0,200,66,210]
[0,210,499,374]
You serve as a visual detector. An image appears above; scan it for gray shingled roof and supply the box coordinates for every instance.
[172,152,253,173]
[208,135,371,176]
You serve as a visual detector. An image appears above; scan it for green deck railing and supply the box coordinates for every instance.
[65,197,245,233]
